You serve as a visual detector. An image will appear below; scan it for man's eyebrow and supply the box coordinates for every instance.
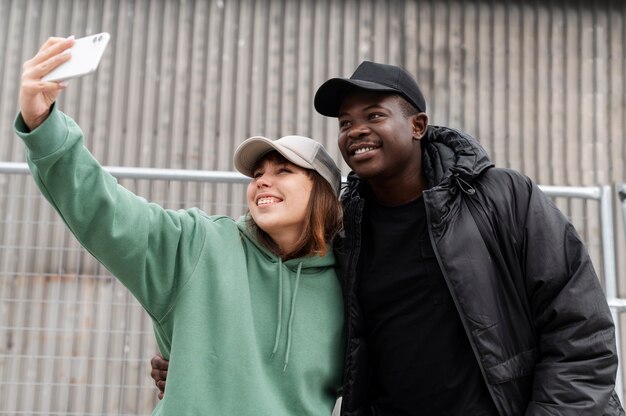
[338,104,387,118]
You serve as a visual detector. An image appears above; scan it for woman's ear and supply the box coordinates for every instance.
[411,113,429,140]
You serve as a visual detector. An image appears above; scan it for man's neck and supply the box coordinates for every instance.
[368,172,428,206]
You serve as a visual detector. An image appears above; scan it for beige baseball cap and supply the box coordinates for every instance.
[234,135,341,195]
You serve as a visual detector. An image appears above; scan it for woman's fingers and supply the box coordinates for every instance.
[32,36,74,66]
[18,36,74,131]
[23,36,74,80]
[20,76,65,99]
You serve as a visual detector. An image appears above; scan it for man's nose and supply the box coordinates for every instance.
[347,122,370,139]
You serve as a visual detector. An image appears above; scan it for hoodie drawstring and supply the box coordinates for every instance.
[270,258,284,360]
[453,173,476,195]
[270,259,303,372]
[283,262,302,372]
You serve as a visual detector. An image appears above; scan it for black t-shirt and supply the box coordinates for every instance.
[357,197,498,415]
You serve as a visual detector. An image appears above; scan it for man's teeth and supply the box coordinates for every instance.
[258,197,278,206]
[354,147,375,155]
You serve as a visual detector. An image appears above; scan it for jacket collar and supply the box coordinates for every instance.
[342,125,494,201]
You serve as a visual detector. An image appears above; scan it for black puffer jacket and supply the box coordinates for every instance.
[335,126,623,416]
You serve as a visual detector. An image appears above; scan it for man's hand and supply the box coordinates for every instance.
[19,36,74,131]
[150,353,169,400]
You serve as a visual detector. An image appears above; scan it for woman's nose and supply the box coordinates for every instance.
[256,176,272,188]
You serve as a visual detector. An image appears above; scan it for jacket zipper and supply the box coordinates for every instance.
[422,189,503,416]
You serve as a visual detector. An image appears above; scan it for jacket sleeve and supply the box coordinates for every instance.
[13,106,206,322]
[521,181,618,415]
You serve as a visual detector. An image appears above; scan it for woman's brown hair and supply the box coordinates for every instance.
[247,151,343,259]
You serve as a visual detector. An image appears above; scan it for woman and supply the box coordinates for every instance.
[16,36,344,415]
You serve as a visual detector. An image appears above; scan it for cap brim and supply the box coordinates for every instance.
[314,78,401,117]
[233,136,313,177]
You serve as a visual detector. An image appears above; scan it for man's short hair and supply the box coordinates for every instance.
[395,95,420,118]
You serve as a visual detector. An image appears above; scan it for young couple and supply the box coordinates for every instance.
[16,36,623,415]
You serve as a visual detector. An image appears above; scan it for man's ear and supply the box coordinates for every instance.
[411,113,429,140]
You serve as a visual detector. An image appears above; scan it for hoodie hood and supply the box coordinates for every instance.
[236,214,336,269]
[236,215,337,371]
[421,125,494,189]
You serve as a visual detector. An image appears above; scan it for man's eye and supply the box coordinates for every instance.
[339,120,350,129]
[369,113,382,120]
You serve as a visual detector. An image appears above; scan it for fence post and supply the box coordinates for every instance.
[617,184,626,403]
[601,185,623,403]
[619,184,626,246]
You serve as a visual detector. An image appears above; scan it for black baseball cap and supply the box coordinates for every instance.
[314,61,427,117]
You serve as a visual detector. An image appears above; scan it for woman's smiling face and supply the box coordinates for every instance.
[247,154,313,246]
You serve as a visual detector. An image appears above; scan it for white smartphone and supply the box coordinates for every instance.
[42,32,111,82]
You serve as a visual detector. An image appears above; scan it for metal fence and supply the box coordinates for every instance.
[0,164,250,415]
[0,162,624,414]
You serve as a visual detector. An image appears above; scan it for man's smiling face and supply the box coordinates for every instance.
[337,91,422,182]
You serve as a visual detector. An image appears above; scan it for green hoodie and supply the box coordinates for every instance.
[14,107,344,415]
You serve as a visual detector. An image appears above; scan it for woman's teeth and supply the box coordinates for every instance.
[258,197,278,206]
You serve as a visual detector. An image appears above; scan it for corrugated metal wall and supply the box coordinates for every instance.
[0,0,625,414]
[2,0,624,182]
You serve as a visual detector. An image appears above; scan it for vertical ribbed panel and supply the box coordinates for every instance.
[1,0,625,414]
[2,1,620,179]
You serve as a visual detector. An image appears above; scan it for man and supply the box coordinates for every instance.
[152,61,624,415]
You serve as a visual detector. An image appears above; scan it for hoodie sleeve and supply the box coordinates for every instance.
[521,181,618,414]
[13,105,206,322]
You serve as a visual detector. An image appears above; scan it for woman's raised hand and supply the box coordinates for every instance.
[19,36,75,131]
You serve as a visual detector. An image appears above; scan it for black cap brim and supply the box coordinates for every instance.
[314,78,404,117]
